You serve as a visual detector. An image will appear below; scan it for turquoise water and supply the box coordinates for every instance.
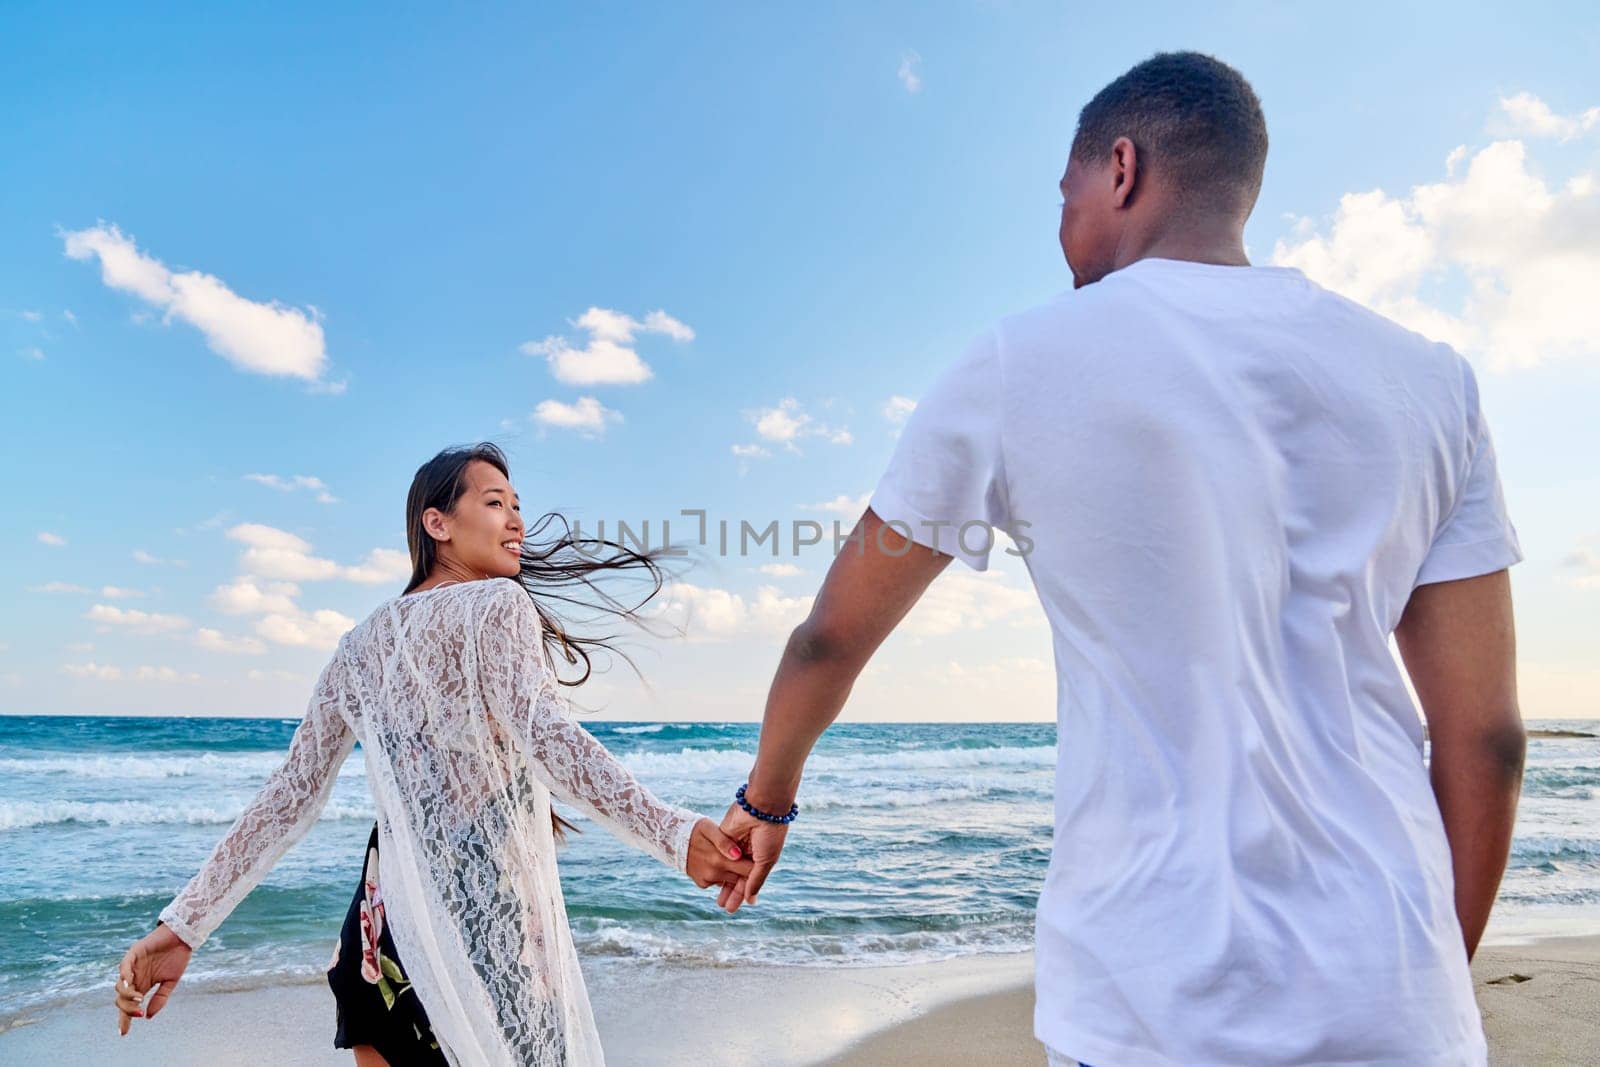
[1,715,1595,1022]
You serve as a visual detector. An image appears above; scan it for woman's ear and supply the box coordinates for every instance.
[422,507,450,542]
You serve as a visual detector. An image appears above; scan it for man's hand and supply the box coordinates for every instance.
[718,803,790,907]
[116,923,192,1035]
[685,818,756,914]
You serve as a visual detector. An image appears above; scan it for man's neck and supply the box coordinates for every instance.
[1119,217,1250,270]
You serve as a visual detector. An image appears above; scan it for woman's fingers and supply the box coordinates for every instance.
[717,854,755,880]
[116,984,144,1033]
[116,951,144,1033]
[703,820,745,862]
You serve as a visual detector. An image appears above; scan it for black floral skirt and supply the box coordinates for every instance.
[326,824,448,1066]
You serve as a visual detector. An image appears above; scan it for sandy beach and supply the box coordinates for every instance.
[2,937,1593,1066]
[823,935,1600,1066]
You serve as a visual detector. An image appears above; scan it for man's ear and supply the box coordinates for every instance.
[1110,136,1139,208]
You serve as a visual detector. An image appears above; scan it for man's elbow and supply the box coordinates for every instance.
[785,615,854,668]
[1434,713,1527,783]
[1482,718,1528,780]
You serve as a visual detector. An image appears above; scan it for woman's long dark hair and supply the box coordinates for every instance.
[403,442,683,837]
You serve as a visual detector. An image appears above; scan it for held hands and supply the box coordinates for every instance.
[686,818,756,914]
[716,795,791,909]
[115,923,192,1035]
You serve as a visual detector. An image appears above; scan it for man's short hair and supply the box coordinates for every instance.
[1070,51,1268,217]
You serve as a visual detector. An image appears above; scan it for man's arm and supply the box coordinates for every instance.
[1393,568,1524,961]
[722,508,951,903]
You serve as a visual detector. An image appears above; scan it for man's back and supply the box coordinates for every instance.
[869,256,1522,1064]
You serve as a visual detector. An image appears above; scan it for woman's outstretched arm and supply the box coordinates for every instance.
[117,645,356,1033]
[158,649,357,946]
[476,582,750,896]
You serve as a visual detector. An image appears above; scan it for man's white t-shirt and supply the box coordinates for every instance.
[870,257,1521,1066]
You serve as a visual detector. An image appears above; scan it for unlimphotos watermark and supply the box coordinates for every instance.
[568,509,1034,559]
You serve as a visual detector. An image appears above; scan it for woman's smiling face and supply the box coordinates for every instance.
[423,459,526,579]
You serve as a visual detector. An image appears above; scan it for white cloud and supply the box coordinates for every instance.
[65,642,94,653]
[1273,117,1600,371]
[883,395,917,425]
[20,346,44,361]
[132,549,184,566]
[520,306,694,386]
[730,443,772,459]
[758,563,803,577]
[100,585,146,599]
[63,309,77,326]
[85,603,191,634]
[662,582,813,642]
[245,473,339,504]
[37,531,66,546]
[210,578,303,616]
[1493,92,1600,142]
[227,523,342,581]
[63,662,199,683]
[61,223,329,383]
[802,492,871,516]
[191,511,233,533]
[209,574,354,650]
[247,668,310,683]
[133,665,200,683]
[898,50,923,94]
[1562,536,1600,589]
[641,309,695,341]
[744,398,853,456]
[195,628,269,655]
[61,661,122,681]
[19,309,42,322]
[343,548,413,585]
[225,523,408,585]
[255,608,355,650]
[30,581,90,594]
[532,396,623,437]
[755,398,809,443]
[905,569,1040,637]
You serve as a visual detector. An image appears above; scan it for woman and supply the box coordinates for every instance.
[113,444,753,1066]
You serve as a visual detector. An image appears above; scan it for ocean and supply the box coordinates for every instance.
[1,715,1596,1025]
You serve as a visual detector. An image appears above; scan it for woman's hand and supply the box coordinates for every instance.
[716,804,789,909]
[685,818,755,914]
[115,923,192,1035]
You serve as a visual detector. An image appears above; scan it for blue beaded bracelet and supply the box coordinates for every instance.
[735,783,799,825]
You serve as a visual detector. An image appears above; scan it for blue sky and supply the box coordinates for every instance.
[3,2,1597,719]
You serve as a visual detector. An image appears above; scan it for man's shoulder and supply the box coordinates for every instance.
[1298,280,1474,398]
[991,271,1154,342]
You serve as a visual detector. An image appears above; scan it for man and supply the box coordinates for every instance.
[720,51,1525,1066]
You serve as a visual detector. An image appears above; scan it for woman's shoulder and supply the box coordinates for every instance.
[346,580,533,649]
[410,578,534,627]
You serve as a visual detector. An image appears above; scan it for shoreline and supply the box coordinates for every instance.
[2,936,1595,1066]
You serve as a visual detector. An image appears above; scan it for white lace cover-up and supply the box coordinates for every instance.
[157,578,700,1066]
